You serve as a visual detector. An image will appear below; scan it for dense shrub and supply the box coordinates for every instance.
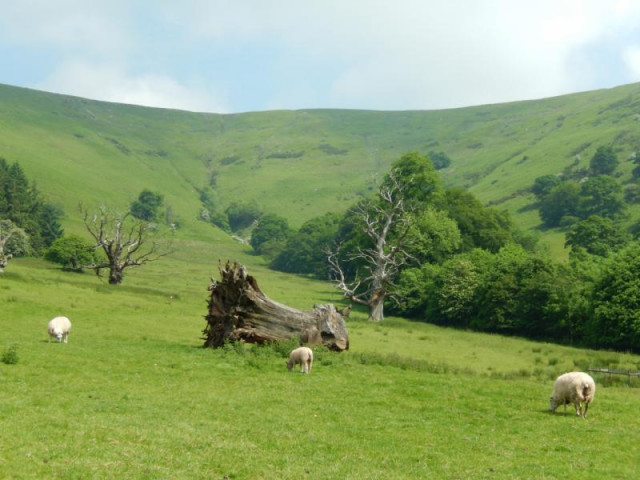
[130,189,164,221]
[45,234,96,271]
[225,201,263,231]
[250,214,292,257]
[587,243,640,351]
[271,212,341,276]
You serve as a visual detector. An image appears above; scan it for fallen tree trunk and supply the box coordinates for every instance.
[203,261,349,351]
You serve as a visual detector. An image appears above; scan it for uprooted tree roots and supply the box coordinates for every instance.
[203,261,349,351]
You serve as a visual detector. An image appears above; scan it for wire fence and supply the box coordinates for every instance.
[589,368,640,386]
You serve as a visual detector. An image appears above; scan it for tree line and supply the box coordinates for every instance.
[0,158,63,258]
[0,159,172,285]
[240,150,640,352]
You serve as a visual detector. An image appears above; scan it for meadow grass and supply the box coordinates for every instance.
[2,255,640,479]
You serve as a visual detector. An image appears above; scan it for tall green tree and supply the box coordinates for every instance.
[539,181,581,227]
[438,188,513,252]
[565,215,630,257]
[130,189,164,221]
[532,174,562,200]
[271,212,341,276]
[386,151,442,206]
[250,213,292,256]
[587,242,640,351]
[471,245,563,338]
[0,159,63,251]
[590,145,618,175]
[578,175,626,220]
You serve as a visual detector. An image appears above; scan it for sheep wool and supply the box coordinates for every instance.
[286,346,313,374]
[48,316,72,344]
[549,371,595,418]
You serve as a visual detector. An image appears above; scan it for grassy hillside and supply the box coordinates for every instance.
[1,82,639,248]
[3,82,640,477]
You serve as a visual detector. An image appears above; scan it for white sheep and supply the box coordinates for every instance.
[47,316,72,344]
[549,371,596,418]
[286,346,313,374]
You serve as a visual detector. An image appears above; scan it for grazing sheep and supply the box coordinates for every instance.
[549,371,596,418]
[286,346,313,374]
[48,316,72,344]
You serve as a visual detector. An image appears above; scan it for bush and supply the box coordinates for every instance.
[225,201,263,231]
[2,344,18,365]
[45,234,96,271]
[130,189,164,221]
[250,214,292,256]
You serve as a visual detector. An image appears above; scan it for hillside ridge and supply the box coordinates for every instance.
[1,81,639,243]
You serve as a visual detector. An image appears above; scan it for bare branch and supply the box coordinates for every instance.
[80,204,173,284]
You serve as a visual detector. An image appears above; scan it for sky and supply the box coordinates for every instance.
[1,0,640,114]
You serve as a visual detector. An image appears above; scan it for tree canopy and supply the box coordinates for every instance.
[0,158,63,252]
[589,145,618,175]
[130,189,164,221]
[565,216,631,257]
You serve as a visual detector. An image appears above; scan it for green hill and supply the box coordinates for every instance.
[3,83,640,478]
[2,81,639,251]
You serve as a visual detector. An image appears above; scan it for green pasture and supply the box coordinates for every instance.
[2,252,640,479]
[2,81,640,478]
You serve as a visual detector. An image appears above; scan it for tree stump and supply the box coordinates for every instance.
[203,261,349,351]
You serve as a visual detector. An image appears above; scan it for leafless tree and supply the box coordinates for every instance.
[82,206,172,284]
[327,172,415,322]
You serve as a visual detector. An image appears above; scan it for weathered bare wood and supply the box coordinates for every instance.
[203,261,349,351]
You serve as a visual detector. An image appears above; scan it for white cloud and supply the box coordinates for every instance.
[623,46,640,77]
[161,0,640,109]
[0,0,133,56]
[37,61,229,113]
[3,0,640,112]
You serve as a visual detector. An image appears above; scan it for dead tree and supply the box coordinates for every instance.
[82,205,172,285]
[203,261,349,351]
[328,171,414,322]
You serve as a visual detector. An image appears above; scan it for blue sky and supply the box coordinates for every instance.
[1,0,640,113]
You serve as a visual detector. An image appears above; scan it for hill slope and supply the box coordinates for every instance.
[1,82,639,243]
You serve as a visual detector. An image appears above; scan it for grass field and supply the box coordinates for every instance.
[2,252,640,479]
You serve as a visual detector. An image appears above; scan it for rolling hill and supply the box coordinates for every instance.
[3,82,640,478]
[1,81,640,253]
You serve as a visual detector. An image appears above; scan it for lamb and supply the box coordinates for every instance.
[286,346,313,374]
[47,316,72,344]
[549,371,596,418]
